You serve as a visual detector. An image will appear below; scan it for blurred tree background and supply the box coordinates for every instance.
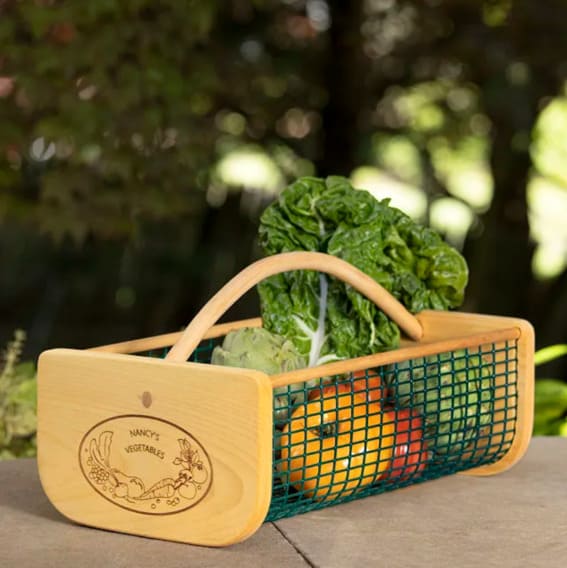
[1,1,567,405]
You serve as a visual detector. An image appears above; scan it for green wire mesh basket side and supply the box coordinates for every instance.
[137,336,519,523]
[268,338,518,521]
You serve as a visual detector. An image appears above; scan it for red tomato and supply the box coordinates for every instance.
[382,408,428,480]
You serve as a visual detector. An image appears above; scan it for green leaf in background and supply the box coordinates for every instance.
[5,381,36,438]
[534,344,567,366]
[258,176,468,365]
[0,332,37,460]
[534,379,567,435]
[533,345,567,436]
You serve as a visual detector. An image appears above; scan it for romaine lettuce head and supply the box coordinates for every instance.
[258,176,468,365]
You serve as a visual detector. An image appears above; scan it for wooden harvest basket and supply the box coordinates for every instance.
[37,252,534,547]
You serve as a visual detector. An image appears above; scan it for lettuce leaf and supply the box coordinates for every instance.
[258,176,468,364]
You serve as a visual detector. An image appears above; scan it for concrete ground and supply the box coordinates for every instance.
[1,437,566,568]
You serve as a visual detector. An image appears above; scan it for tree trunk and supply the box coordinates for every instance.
[316,0,364,177]
[465,113,536,319]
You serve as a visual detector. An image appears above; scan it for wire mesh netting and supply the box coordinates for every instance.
[140,336,519,521]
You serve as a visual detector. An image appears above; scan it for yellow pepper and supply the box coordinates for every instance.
[278,382,395,501]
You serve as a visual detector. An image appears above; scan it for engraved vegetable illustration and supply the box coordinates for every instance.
[85,431,209,507]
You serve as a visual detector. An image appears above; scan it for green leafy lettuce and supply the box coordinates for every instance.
[258,176,468,365]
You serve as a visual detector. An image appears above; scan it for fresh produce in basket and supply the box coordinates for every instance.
[380,408,429,480]
[330,372,429,481]
[349,369,385,404]
[258,175,468,365]
[213,175,485,499]
[277,380,396,501]
[384,351,494,460]
[307,369,384,405]
[211,327,314,421]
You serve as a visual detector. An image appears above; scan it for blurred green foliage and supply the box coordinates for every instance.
[534,345,567,435]
[0,331,37,459]
[0,0,324,242]
[535,379,567,436]
[0,0,222,240]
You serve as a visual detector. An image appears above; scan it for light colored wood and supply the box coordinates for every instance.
[37,302,534,547]
[415,309,530,339]
[415,311,534,476]
[90,318,263,355]
[165,251,423,363]
[94,310,525,361]
[462,318,534,476]
[91,309,533,480]
[37,348,273,547]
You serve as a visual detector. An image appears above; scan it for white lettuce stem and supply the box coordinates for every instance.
[309,273,328,367]
[291,272,330,368]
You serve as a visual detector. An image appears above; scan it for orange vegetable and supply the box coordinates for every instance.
[307,369,384,404]
[278,382,395,501]
[350,369,384,404]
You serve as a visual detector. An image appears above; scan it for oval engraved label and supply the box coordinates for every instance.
[78,415,212,515]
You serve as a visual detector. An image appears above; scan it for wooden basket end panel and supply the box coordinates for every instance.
[462,318,535,477]
[415,310,527,343]
[37,348,273,547]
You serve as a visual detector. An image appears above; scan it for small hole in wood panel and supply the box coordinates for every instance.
[141,391,152,408]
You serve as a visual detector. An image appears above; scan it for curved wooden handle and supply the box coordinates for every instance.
[166,251,423,362]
